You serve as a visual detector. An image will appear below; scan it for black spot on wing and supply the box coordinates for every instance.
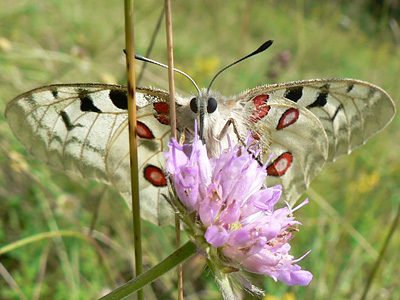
[307,92,328,108]
[347,84,354,93]
[79,90,101,113]
[109,89,128,110]
[51,88,58,98]
[60,111,83,131]
[320,83,330,92]
[331,103,344,121]
[284,87,303,102]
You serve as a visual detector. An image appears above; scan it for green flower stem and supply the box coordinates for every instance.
[99,241,197,300]
[123,0,143,298]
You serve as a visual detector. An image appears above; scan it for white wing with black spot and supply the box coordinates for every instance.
[238,79,395,204]
[6,78,395,222]
[6,83,174,225]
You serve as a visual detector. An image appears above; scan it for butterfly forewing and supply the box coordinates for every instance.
[6,84,117,182]
[323,79,395,160]
[6,83,174,225]
[240,78,395,204]
[252,79,395,161]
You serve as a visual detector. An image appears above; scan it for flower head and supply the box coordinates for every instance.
[164,130,312,287]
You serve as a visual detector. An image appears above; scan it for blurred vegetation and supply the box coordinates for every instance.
[0,0,399,299]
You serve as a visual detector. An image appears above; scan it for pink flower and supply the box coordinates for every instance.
[165,131,312,286]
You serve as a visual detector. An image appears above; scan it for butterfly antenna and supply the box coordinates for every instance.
[207,40,274,94]
[135,53,201,94]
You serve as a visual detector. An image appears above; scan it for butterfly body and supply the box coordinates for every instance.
[6,78,395,225]
[175,88,239,157]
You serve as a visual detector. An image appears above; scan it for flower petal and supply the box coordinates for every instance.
[164,129,312,288]
[205,225,229,247]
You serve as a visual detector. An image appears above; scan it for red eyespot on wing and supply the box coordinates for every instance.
[154,102,169,114]
[153,102,170,125]
[144,165,167,186]
[251,130,261,140]
[267,152,293,176]
[249,95,270,123]
[137,121,155,139]
[253,94,269,108]
[156,115,171,125]
[277,108,299,130]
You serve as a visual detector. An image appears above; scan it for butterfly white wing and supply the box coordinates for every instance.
[239,79,395,204]
[237,92,328,204]
[6,78,395,222]
[106,89,174,225]
[5,83,174,225]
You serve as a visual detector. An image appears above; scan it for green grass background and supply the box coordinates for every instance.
[0,0,399,299]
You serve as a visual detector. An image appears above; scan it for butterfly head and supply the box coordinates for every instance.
[189,89,219,142]
[188,40,274,144]
[180,88,238,158]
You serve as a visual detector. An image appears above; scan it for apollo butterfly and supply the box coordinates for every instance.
[5,41,396,225]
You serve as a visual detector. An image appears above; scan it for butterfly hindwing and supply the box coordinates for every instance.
[240,93,329,204]
[106,88,173,225]
[6,83,174,225]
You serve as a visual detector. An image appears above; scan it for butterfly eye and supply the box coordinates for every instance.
[207,97,218,113]
[190,97,198,113]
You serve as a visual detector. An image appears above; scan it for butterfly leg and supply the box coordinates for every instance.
[217,118,246,145]
[217,118,263,165]
[178,129,186,145]
[175,126,194,145]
